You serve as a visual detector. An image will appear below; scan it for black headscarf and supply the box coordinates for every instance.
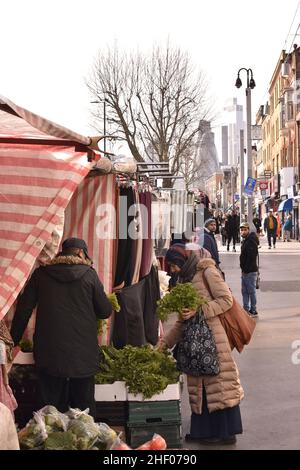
[165,243,187,269]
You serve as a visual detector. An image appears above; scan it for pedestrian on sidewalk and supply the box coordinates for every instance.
[240,222,259,317]
[283,214,293,242]
[263,209,278,249]
[160,245,244,446]
[275,212,282,240]
[225,210,239,252]
[11,237,112,417]
[203,218,221,267]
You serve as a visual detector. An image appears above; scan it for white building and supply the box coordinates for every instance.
[222,98,245,166]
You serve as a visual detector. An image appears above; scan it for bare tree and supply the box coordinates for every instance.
[87,42,214,181]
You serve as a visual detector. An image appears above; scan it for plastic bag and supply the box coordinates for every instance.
[38,405,69,432]
[18,412,48,450]
[136,434,167,451]
[110,436,132,450]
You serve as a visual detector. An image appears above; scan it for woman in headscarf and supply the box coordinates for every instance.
[0,320,17,415]
[159,244,244,445]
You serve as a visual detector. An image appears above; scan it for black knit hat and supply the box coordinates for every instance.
[62,237,91,261]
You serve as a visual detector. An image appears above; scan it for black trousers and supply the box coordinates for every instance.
[227,233,237,248]
[267,231,276,247]
[37,372,96,417]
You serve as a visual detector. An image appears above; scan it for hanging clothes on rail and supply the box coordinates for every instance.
[152,191,171,257]
[130,190,143,285]
[143,266,160,345]
[170,190,187,237]
[139,191,153,279]
[114,187,135,288]
[112,279,147,348]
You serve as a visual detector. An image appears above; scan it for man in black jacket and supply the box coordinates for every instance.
[263,209,278,249]
[11,238,112,417]
[203,218,220,266]
[240,223,259,317]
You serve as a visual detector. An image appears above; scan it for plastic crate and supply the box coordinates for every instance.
[128,400,181,425]
[95,382,127,401]
[127,383,180,402]
[127,422,182,449]
[95,401,128,426]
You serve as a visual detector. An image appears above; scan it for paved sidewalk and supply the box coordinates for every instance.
[218,237,300,255]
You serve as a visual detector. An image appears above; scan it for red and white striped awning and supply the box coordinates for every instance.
[0,96,95,320]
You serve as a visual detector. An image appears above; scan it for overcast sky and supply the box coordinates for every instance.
[1,0,300,153]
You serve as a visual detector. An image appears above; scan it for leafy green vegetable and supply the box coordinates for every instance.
[107,293,121,312]
[97,294,121,335]
[19,338,33,352]
[44,431,77,450]
[95,345,180,399]
[156,282,207,321]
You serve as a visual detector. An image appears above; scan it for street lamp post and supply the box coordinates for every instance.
[235,68,256,225]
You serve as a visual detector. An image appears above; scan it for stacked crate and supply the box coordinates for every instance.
[94,381,128,434]
[126,384,182,449]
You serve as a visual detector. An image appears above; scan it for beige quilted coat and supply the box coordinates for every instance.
[162,258,244,414]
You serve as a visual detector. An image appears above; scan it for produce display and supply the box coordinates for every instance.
[95,345,180,399]
[156,282,207,321]
[18,406,117,450]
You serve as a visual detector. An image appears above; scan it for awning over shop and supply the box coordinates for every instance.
[278,198,293,212]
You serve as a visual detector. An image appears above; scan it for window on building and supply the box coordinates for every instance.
[276,118,279,141]
[286,90,294,120]
[271,125,275,145]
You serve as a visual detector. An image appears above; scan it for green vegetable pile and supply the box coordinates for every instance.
[18,406,117,450]
[95,345,180,399]
[156,282,207,321]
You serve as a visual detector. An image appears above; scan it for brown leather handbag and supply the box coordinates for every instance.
[203,271,256,353]
[218,296,256,352]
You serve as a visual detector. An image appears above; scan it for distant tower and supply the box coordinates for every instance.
[221,125,229,165]
[222,98,245,166]
[193,121,219,189]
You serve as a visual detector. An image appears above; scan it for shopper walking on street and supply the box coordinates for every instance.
[203,218,221,267]
[160,245,244,445]
[264,209,278,249]
[275,212,282,240]
[11,238,112,417]
[240,223,259,317]
[225,210,239,252]
[283,214,293,242]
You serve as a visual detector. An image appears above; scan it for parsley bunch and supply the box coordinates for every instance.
[95,345,180,399]
[156,282,207,322]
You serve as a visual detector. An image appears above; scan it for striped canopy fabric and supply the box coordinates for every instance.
[0,96,96,321]
[0,142,92,320]
[63,174,117,293]
[63,174,117,344]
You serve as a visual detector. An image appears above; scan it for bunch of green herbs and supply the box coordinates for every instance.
[95,345,179,399]
[157,282,206,321]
